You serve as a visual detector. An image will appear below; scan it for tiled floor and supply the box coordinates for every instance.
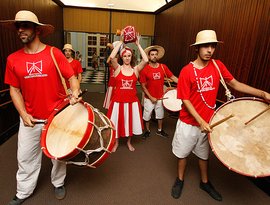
[81,67,106,84]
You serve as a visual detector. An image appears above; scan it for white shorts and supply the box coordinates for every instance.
[172,120,209,160]
[143,97,164,121]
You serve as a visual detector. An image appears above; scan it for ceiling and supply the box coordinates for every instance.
[58,0,173,12]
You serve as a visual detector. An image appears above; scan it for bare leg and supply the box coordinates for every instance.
[127,137,135,151]
[198,158,208,183]
[112,139,119,152]
[177,158,187,180]
[157,119,163,130]
[145,121,150,131]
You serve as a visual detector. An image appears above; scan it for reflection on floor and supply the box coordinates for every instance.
[81,68,106,84]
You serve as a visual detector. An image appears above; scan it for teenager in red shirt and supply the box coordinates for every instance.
[63,44,83,84]
[171,30,270,201]
[1,10,81,205]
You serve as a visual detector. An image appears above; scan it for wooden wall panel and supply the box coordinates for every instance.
[63,8,155,36]
[155,0,270,100]
[111,12,155,36]
[63,8,110,33]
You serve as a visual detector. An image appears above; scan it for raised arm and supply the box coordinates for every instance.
[109,40,123,71]
[134,34,148,75]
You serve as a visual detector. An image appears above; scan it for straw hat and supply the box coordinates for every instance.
[62,44,75,52]
[144,45,165,60]
[190,30,223,46]
[0,10,54,36]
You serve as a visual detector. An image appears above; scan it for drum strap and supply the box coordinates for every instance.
[50,47,69,95]
[212,59,234,101]
[161,64,171,87]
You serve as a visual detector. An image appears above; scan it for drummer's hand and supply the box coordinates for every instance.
[261,91,270,103]
[149,96,157,103]
[200,120,212,133]
[69,89,82,105]
[21,112,35,127]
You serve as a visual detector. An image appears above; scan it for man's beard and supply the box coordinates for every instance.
[150,58,157,63]
[20,32,36,44]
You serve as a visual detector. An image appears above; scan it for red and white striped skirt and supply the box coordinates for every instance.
[107,101,143,138]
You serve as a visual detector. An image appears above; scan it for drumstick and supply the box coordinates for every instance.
[216,99,226,104]
[33,119,48,124]
[158,97,168,100]
[244,105,270,125]
[210,114,234,129]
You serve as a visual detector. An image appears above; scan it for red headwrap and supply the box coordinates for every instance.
[120,47,133,58]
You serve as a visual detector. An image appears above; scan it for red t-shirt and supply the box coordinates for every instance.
[140,63,173,99]
[70,59,83,76]
[5,45,74,119]
[177,60,234,126]
[66,59,82,88]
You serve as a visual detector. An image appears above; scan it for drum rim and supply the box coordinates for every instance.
[162,88,182,112]
[208,97,270,177]
[41,100,95,160]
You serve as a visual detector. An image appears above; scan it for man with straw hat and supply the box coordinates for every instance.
[63,43,83,84]
[171,30,270,201]
[1,10,81,205]
[140,45,178,139]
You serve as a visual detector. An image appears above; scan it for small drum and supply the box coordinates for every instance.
[209,97,270,177]
[162,89,182,112]
[41,100,116,168]
[123,26,137,43]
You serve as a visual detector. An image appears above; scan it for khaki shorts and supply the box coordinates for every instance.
[172,119,209,160]
[143,97,164,121]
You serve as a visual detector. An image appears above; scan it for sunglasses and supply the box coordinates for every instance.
[15,21,35,30]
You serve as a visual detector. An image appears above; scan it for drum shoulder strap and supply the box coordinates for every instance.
[212,59,233,100]
[50,47,68,95]
[160,64,171,87]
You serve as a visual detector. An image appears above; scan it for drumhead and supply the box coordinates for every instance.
[162,89,182,112]
[209,97,270,177]
[41,100,95,160]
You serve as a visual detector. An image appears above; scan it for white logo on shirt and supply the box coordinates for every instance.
[199,75,215,92]
[24,60,47,79]
[27,61,42,75]
[153,72,161,80]
[120,79,133,89]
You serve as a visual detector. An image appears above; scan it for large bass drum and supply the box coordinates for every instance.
[41,100,116,168]
[209,97,270,177]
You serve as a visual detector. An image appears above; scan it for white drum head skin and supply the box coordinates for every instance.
[163,89,182,112]
[209,98,270,177]
[46,103,89,158]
